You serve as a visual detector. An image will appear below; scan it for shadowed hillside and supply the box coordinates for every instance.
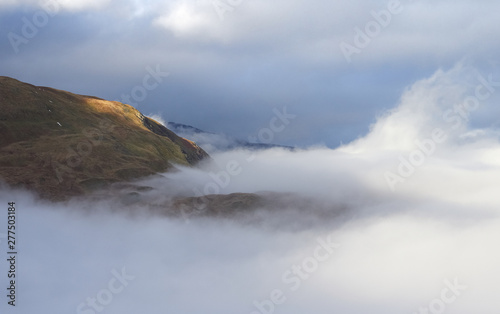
[0,76,209,200]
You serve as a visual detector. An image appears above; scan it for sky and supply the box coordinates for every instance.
[2,2,500,310]
[2,0,500,147]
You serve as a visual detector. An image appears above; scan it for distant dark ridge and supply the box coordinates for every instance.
[167,121,295,152]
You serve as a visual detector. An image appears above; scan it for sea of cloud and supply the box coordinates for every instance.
[1,64,500,313]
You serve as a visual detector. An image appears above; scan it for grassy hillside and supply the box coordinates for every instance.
[0,76,209,200]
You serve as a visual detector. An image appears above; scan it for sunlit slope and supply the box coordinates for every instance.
[0,76,208,199]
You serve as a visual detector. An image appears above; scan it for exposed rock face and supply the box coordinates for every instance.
[0,76,209,200]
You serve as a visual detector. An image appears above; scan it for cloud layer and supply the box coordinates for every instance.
[2,0,500,146]
[1,66,500,313]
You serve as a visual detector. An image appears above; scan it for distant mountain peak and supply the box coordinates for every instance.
[167,122,211,135]
[167,121,294,153]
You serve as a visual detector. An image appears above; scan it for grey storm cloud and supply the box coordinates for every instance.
[1,0,500,147]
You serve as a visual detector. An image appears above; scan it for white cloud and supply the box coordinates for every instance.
[4,0,500,67]
[146,113,166,126]
[155,63,500,207]
[341,63,499,153]
[1,65,500,313]
[153,1,225,40]
[145,0,500,66]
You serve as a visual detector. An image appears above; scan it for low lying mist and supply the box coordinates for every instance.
[1,64,499,313]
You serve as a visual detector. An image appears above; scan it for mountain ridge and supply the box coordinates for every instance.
[0,76,209,200]
[167,121,295,152]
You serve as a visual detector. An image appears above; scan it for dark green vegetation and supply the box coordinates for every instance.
[0,76,208,200]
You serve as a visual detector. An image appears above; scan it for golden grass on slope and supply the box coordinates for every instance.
[0,76,209,200]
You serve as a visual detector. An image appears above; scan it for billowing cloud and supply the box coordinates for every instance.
[2,66,500,313]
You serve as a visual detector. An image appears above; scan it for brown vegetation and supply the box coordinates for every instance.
[0,76,209,200]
